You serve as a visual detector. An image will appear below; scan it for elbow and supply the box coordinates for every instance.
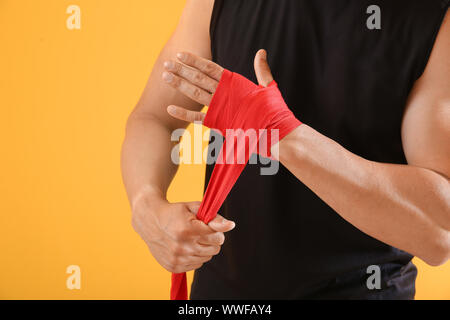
[124,108,140,135]
[125,108,147,130]
[125,109,164,134]
[424,253,449,267]
[421,231,450,267]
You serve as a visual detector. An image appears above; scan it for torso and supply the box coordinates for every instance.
[191,0,449,299]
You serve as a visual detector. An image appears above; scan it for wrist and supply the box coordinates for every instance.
[276,124,307,164]
[131,185,167,215]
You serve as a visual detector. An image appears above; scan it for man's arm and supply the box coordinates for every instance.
[122,0,211,202]
[121,0,235,274]
[160,10,450,267]
[277,11,450,266]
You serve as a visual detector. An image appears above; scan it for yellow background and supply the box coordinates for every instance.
[0,0,448,299]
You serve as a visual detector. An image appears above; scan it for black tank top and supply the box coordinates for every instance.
[191,0,449,299]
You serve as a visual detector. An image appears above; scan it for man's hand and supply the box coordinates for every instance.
[162,49,274,123]
[131,194,235,274]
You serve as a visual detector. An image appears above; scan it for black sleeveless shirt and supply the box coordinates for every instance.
[191,0,449,299]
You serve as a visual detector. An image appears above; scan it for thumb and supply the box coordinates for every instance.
[185,201,201,214]
[254,49,274,87]
[208,214,236,233]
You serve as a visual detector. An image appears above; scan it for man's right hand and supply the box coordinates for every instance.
[131,194,236,274]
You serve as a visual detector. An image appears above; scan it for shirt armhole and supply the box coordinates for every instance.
[209,0,224,61]
[415,3,449,80]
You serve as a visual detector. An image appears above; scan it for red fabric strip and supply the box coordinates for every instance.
[170,69,301,300]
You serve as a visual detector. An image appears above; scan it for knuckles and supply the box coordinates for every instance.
[173,61,182,74]
[172,223,190,241]
[167,255,181,268]
[193,72,204,83]
[204,63,216,75]
[164,262,178,273]
[192,87,202,99]
[170,75,181,87]
[217,233,225,245]
[170,242,188,256]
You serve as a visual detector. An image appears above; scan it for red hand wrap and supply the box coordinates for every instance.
[170,69,301,300]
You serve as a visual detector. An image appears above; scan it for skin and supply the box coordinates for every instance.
[160,11,450,266]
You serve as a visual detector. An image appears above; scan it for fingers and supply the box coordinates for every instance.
[162,71,212,106]
[185,208,232,246]
[208,214,236,233]
[167,105,206,123]
[164,60,218,93]
[194,243,221,257]
[197,231,225,246]
[167,242,219,273]
[158,202,236,274]
[176,52,224,82]
[254,49,274,87]
[163,235,219,273]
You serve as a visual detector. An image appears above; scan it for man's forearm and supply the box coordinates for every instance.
[278,124,450,266]
[121,113,177,208]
